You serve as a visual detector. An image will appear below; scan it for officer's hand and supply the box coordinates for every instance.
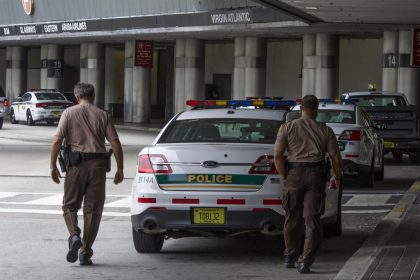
[114,169,124,184]
[329,177,340,190]
[50,166,62,184]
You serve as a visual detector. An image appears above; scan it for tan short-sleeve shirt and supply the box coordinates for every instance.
[55,102,119,153]
[276,116,339,163]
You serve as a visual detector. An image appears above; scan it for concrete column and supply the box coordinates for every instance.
[124,41,151,123]
[398,30,420,106]
[302,34,316,96]
[233,37,266,99]
[80,43,105,108]
[5,46,26,102]
[382,31,399,92]
[315,34,338,98]
[165,45,175,121]
[174,39,205,113]
[40,44,63,90]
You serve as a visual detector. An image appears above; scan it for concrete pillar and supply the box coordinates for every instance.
[165,45,175,121]
[398,30,420,106]
[5,46,26,102]
[302,34,316,96]
[80,43,105,108]
[124,41,151,123]
[233,37,266,99]
[382,31,399,92]
[40,44,63,90]
[315,34,338,98]
[174,39,205,113]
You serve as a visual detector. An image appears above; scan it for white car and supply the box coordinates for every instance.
[341,91,410,106]
[131,99,342,253]
[291,102,384,188]
[10,90,73,125]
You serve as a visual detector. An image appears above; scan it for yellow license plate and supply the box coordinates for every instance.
[384,142,395,148]
[51,111,61,116]
[192,208,225,225]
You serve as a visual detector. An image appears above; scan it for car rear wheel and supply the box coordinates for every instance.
[323,182,343,237]
[358,157,374,188]
[10,109,17,124]
[132,228,164,253]
[409,151,420,164]
[26,111,35,126]
[374,153,385,181]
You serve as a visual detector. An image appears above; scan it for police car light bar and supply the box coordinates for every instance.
[186,99,296,108]
[295,98,341,104]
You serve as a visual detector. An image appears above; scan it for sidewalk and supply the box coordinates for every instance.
[335,179,420,280]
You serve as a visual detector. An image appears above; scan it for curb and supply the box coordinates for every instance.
[334,178,420,280]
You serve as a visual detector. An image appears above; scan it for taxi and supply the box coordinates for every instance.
[131,99,342,253]
[291,100,384,188]
[10,90,73,125]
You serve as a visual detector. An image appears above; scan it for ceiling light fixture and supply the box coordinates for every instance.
[305,6,318,10]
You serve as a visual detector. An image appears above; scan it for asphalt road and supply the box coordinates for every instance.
[0,122,417,280]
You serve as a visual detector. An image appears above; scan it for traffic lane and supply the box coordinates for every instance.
[0,213,368,280]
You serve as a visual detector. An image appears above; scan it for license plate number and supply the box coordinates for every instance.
[192,208,225,225]
[51,111,61,116]
[384,142,395,148]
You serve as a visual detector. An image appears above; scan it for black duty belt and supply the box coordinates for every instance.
[80,152,107,160]
[288,161,324,169]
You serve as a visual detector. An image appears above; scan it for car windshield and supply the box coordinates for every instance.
[158,118,283,144]
[35,92,66,101]
[317,110,355,124]
[348,95,407,106]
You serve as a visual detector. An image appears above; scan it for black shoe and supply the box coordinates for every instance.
[285,255,295,268]
[66,235,82,263]
[297,263,311,273]
[79,249,93,266]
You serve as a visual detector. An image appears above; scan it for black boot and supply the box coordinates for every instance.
[297,263,311,273]
[285,255,296,268]
[66,235,82,263]
[79,249,93,265]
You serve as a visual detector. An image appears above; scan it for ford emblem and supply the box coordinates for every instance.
[202,161,219,168]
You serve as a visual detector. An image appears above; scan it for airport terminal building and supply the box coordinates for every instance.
[1,0,420,123]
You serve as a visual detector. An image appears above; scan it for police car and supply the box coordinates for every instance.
[131,99,342,253]
[291,101,384,188]
[10,90,73,125]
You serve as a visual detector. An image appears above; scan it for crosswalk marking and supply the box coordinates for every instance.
[344,194,394,207]
[0,208,129,217]
[105,197,131,208]
[21,194,63,205]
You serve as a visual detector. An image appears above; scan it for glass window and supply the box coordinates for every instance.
[348,95,407,106]
[158,118,283,144]
[317,110,355,124]
[35,92,66,101]
[22,93,32,102]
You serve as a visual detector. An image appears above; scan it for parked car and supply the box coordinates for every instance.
[342,91,420,163]
[10,90,73,126]
[130,99,342,253]
[290,102,384,188]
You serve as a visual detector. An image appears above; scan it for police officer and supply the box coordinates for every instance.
[274,95,342,273]
[49,82,124,265]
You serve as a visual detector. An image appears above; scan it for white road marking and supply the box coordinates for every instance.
[342,210,390,214]
[21,194,63,205]
[344,194,393,207]
[0,208,130,217]
[104,197,131,208]
[0,192,20,199]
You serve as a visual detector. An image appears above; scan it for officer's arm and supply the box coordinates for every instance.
[330,149,343,180]
[274,141,287,179]
[50,136,63,184]
[111,138,124,184]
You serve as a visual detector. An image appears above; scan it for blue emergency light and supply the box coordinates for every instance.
[186,99,296,108]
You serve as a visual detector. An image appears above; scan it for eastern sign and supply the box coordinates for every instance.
[22,0,33,16]
[134,40,153,68]
[412,28,420,67]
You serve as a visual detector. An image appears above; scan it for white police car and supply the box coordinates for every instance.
[131,99,342,253]
[291,101,384,188]
[10,90,73,125]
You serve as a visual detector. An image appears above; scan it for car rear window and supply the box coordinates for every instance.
[348,95,407,106]
[317,110,355,124]
[158,118,282,144]
[35,92,66,101]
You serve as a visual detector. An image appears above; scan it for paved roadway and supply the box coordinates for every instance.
[0,122,417,280]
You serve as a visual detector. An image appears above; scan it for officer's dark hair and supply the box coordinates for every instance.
[74,82,95,99]
[301,95,319,110]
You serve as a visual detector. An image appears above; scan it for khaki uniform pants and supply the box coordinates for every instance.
[283,167,326,265]
[62,158,106,253]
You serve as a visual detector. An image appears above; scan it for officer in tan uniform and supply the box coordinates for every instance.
[49,82,124,265]
[274,95,342,273]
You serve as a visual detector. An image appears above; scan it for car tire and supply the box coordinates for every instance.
[26,111,35,126]
[132,228,164,253]
[392,151,403,160]
[358,157,374,188]
[0,117,3,129]
[409,151,420,164]
[374,153,385,181]
[323,182,343,237]
[10,109,17,124]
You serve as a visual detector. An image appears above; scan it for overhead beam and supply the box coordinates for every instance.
[252,0,323,24]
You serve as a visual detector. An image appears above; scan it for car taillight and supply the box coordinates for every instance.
[3,99,8,107]
[249,155,278,174]
[36,103,48,108]
[339,130,361,141]
[138,154,172,174]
